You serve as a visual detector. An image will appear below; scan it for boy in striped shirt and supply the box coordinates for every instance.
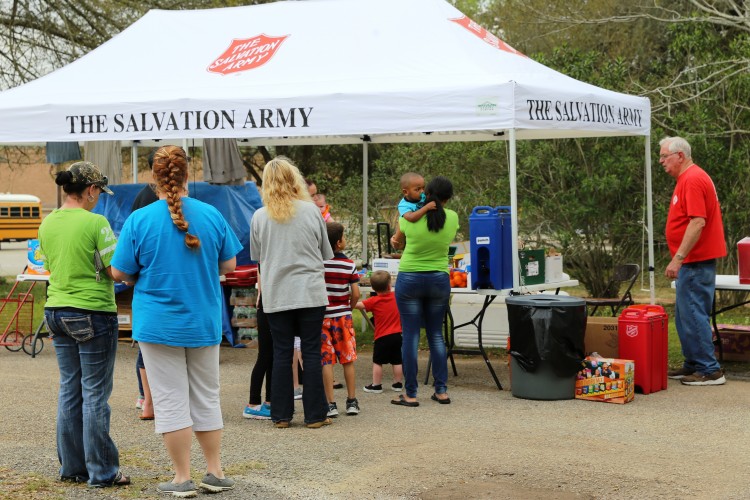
[322,222,361,416]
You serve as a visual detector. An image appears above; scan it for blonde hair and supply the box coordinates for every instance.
[152,145,200,249]
[261,156,311,222]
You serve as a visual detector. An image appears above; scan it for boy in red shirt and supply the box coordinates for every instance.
[355,270,404,393]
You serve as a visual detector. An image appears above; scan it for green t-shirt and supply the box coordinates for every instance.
[38,208,117,312]
[398,209,459,273]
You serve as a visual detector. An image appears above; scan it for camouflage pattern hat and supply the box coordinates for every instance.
[68,161,114,195]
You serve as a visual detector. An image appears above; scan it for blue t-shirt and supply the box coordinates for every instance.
[112,198,243,347]
[398,193,426,217]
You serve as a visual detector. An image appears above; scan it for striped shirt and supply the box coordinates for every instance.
[324,252,359,318]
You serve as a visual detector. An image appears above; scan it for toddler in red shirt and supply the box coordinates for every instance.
[355,270,404,393]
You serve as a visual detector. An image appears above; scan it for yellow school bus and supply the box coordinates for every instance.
[0,194,43,242]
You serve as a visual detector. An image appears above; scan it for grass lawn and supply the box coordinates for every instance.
[0,276,45,341]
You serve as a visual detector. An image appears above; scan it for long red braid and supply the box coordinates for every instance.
[152,146,200,249]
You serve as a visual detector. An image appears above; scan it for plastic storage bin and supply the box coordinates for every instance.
[469,206,512,290]
[739,237,750,284]
[618,305,668,394]
[506,295,586,400]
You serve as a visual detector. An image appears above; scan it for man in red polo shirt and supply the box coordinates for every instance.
[661,136,726,386]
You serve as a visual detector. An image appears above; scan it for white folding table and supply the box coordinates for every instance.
[449,280,579,390]
[711,275,750,361]
[362,279,579,391]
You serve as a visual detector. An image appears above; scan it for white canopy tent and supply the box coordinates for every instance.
[0,0,654,299]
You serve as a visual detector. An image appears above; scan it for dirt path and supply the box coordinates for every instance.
[1,344,749,499]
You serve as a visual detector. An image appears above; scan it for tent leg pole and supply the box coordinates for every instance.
[645,135,656,304]
[508,129,519,290]
[131,142,138,183]
[362,142,369,266]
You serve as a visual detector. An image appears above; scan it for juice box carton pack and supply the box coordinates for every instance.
[575,356,635,404]
[26,238,49,275]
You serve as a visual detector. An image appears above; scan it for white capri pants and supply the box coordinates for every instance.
[139,342,223,435]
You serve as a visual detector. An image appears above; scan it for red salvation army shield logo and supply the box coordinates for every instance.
[626,324,639,338]
[207,34,289,75]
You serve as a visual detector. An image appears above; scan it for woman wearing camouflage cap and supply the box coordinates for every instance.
[38,161,130,488]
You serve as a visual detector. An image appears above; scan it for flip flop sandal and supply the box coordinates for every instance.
[391,395,419,407]
[112,471,131,487]
[431,393,451,404]
[88,471,130,488]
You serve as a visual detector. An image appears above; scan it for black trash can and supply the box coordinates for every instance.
[506,295,586,400]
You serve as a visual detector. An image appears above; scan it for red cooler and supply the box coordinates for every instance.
[618,305,668,394]
[739,237,750,284]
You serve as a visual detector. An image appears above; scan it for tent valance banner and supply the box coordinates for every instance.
[0,0,649,144]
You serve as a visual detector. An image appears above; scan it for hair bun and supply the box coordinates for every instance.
[54,170,73,186]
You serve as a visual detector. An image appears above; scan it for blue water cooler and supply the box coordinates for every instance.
[469,206,513,290]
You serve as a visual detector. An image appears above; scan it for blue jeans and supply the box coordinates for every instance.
[675,260,721,375]
[45,310,120,486]
[266,306,328,424]
[136,349,144,398]
[395,271,450,398]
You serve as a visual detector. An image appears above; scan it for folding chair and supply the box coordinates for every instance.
[585,263,641,316]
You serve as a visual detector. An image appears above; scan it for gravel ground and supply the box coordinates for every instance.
[1,341,750,500]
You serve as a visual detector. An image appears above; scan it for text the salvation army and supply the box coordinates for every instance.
[526,99,643,127]
[65,107,313,134]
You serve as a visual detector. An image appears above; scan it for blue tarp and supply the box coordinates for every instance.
[93,181,262,266]
[96,181,263,346]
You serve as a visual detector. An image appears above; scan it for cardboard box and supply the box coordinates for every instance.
[115,288,133,332]
[716,324,750,361]
[575,356,635,404]
[544,255,563,283]
[519,249,545,286]
[372,258,400,277]
[453,253,467,269]
[584,316,619,358]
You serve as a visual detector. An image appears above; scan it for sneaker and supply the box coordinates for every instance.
[667,367,695,380]
[681,370,726,386]
[135,397,144,410]
[363,384,383,393]
[391,382,403,392]
[293,387,303,400]
[306,417,333,429]
[327,402,339,418]
[243,403,271,420]
[333,382,344,389]
[157,479,197,498]
[274,420,290,429]
[199,473,235,493]
[346,397,360,415]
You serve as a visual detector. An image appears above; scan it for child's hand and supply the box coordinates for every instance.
[424,201,437,211]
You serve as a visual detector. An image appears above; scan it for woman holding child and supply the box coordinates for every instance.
[391,176,458,406]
